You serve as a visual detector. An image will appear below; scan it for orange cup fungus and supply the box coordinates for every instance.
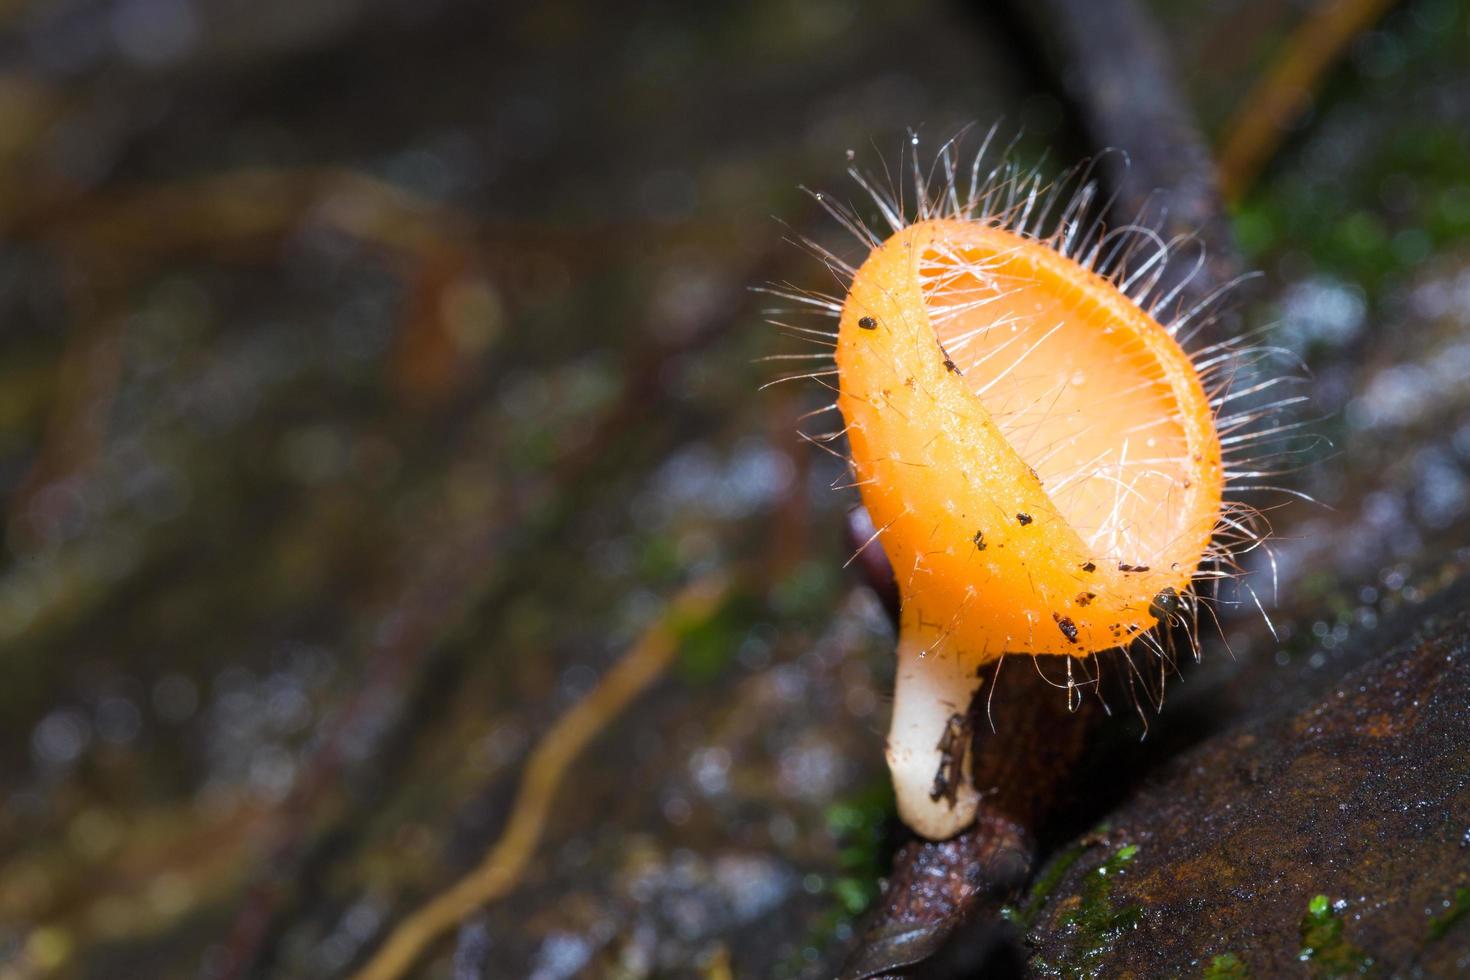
[769,134,1269,840]
[840,218,1222,837]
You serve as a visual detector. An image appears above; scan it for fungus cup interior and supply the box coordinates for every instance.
[836,217,1224,839]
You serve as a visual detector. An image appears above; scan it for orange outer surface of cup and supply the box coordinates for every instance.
[836,219,1224,659]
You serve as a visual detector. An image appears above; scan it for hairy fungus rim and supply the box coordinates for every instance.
[836,217,1225,660]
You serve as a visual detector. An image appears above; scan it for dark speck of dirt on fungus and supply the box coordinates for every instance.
[1149,587,1180,622]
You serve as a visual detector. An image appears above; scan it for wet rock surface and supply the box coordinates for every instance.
[1018,576,1470,977]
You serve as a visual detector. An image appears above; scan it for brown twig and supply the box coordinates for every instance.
[1002,0,1240,310]
[348,571,733,980]
[1216,0,1400,203]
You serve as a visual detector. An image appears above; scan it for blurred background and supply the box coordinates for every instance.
[1,0,1469,977]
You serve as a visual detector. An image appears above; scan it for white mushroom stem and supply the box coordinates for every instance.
[885,625,983,840]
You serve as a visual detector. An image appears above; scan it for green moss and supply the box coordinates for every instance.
[822,779,894,918]
[1031,842,1144,978]
[775,782,895,977]
[672,588,748,684]
[830,875,873,917]
[1231,204,1277,260]
[770,559,840,623]
[1002,838,1090,931]
[1298,895,1375,977]
[637,533,682,583]
[1203,952,1250,979]
[823,782,892,839]
[1426,886,1470,942]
